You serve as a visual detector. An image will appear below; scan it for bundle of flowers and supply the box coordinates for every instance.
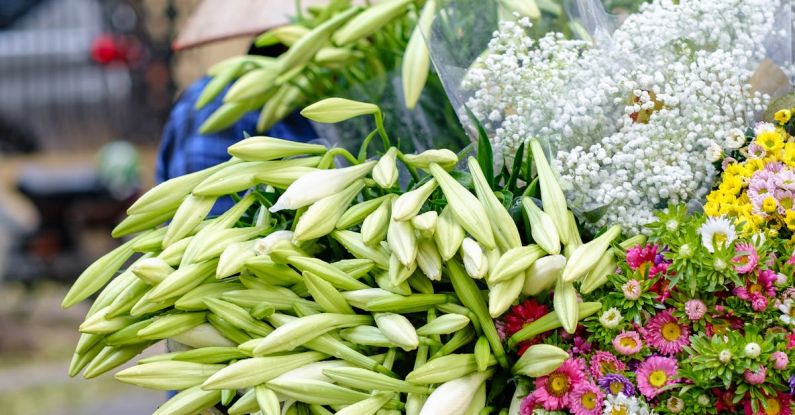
[62,99,633,415]
[462,0,787,233]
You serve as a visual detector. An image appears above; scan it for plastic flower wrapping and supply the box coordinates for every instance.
[60,1,795,415]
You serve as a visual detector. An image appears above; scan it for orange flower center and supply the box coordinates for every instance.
[547,374,570,396]
[765,397,781,415]
[581,392,598,410]
[661,322,682,341]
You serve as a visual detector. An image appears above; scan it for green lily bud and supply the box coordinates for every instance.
[112,208,175,238]
[488,274,525,318]
[619,234,647,251]
[224,67,279,102]
[464,383,487,415]
[253,313,372,355]
[74,332,104,355]
[461,238,488,279]
[337,195,392,229]
[203,298,273,337]
[229,136,326,161]
[402,0,435,109]
[407,354,494,384]
[163,194,216,248]
[373,147,398,189]
[217,241,256,279]
[314,46,362,66]
[332,258,375,279]
[68,340,104,377]
[365,293,449,314]
[228,390,257,415]
[429,163,495,249]
[554,279,578,334]
[131,257,174,285]
[294,180,365,242]
[523,254,566,296]
[521,197,561,255]
[280,8,359,74]
[301,98,380,123]
[489,245,546,283]
[139,347,245,365]
[375,312,419,351]
[288,256,369,291]
[408,271,435,294]
[268,239,310,264]
[85,269,137,317]
[170,324,236,348]
[222,288,314,311]
[392,179,437,222]
[146,259,218,302]
[129,295,176,317]
[418,370,492,415]
[403,149,458,171]
[181,226,266,266]
[336,392,393,415]
[274,360,351,383]
[332,230,390,269]
[387,212,418,267]
[362,198,391,246]
[104,318,155,346]
[104,277,150,318]
[468,158,522,251]
[267,379,371,406]
[580,248,618,294]
[79,306,138,334]
[115,361,223,390]
[130,227,168,253]
[152,385,221,415]
[138,312,206,340]
[202,351,327,390]
[207,315,253,345]
[416,238,442,281]
[206,193,257,231]
[191,160,274,196]
[62,235,139,308]
[340,325,401,348]
[474,337,491,372]
[561,224,621,283]
[304,271,355,314]
[245,255,302,285]
[564,210,583,249]
[127,159,236,215]
[255,24,309,47]
[83,343,152,379]
[271,161,375,212]
[529,139,571,244]
[332,0,411,44]
[254,230,295,256]
[411,211,437,238]
[158,236,193,266]
[255,385,280,415]
[417,314,470,336]
[406,393,426,415]
[512,344,569,377]
[435,206,465,261]
[341,288,395,309]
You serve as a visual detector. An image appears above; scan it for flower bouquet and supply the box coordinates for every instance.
[61,0,795,414]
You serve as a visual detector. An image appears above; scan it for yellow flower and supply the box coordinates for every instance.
[704,202,721,217]
[783,142,795,166]
[745,159,765,174]
[719,176,743,196]
[775,109,792,124]
[762,196,779,214]
[786,210,795,231]
[756,130,784,154]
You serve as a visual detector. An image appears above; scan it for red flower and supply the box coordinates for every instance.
[504,299,550,355]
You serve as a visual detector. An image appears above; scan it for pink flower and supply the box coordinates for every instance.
[733,243,759,274]
[613,331,643,355]
[622,280,642,300]
[787,252,795,266]
[642,310,690,355]
[684,300,707,320]
[772,352,789,370]
[743,393,792,415]
[524,358,587,411]
[589,351,626,379]
[744,367,766,385]
[636,356,678,399]
[565,382,604,415]
[751,294,768,312]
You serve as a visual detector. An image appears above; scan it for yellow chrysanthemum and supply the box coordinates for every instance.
[775,109,792,124]
[755,130,784,154]
[762,196,779,214]
[745,159,765,174]
[783,142,795,166]
[786,210,795,231]
[704,202,721,217]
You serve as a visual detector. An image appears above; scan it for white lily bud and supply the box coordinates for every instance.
[562,225,621,283]
[300,98,380,123]
[512,344,569,377]
[216,241,256,279]
[411,211,437,238]
[270,161,375,212]
[580,249,617,294]
[401,0,435,109]
[416,238,442,281]
[392,179,437,222]
[341,288,396,309]
[362,199,391,246]
[387,213,418,267]
[416,314,470,336]
[435,206,465,261]
[403,149,458,171]
[468,157,522,252]
[499,0,541,19]
[464,382,487,415]
[255,230,295,255]
[373,147,398,189]
[461,238,488,279]
[430,164,496,249]
[293,180,365,242]
[418,371,492,415]
[523,255,566,296]
[488,245,546,283]
[374,313,419,351]
[554,279,579,334]
[521,197,561,255]
[530,139,571,244]
[488,274,524,318]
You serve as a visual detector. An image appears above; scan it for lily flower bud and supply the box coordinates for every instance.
[293,180,365,242]
[300,98,379,123]
[254,230,295,255]
[323,367,427,394]
[374,312,419,351]
[561,224,621,283]
[387,213,418,267]
[255,386,280,415]
[464,383,487,415]
[418,370,493,415]
[530,139,571,244]
[332,0,412,45]
[488,245,546,283]
[130,257,174,285]
[336,195,392,229]
[402,0,436,109]
[523,254,566,296]
[303,271,355,314]
[201,351,328,390]
[253,313,371,355]
[341,288,396,309]
[287,256,368,291]
[488,274,524,318]
[468,157,522,251]
[435,206,465,261]
[163,194,216,248]
[255,24,309,47]
[270,161,375,212]
[402,149,458,171]
[461,238,488,279]
[137,312,207,341]
[388,255,416,288]
[416,238,442,281]
[416,314,470,336]
[335,392,393,415]
[203,298,273,337]
[175,282,245,311]
[392,179,437,222]
[553,278,578,334]
[115,361,223,391]
[280,8,359,73]
[332,230,390,269]
[373,147,399,189]
[152,385,221,415]
[521,197,561,255]
[362,198,391,246]
[228,136,326,161]
[512,344,569,377]
[411,211,437,237]
[580,249,617,294]
[216,241,256,279]
[429,163,495,249]
[499,0,541,19]
[266,379,370,406]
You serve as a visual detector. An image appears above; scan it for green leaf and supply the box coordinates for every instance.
[507,142,525,193]
[465,106,494,188]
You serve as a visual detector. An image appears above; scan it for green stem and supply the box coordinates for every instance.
[374,111,390,150]
[318,147,361,169]
[396,151,420,183]
[357,129,379,162]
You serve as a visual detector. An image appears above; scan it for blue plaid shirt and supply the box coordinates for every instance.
[156,76,317,213]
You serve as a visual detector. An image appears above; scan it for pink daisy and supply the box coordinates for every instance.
[565,382,604,415]
[589,351,626,379]
[612,331,643,355]
[744,367,767,385]
[526,358,587,411]
[625,244,669,278]
[733,243,759,274]
[642,310,690,355]
[636,356,678,399]
[684,299,707,320]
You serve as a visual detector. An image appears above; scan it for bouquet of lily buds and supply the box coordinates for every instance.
[63,98,635,415]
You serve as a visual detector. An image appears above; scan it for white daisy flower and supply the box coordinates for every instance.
[599,307,623,329]
[706,140,723,162]
[778,298,795,326]
[603,393,652,415]
[725,128,746,149]
[698,217,737,253]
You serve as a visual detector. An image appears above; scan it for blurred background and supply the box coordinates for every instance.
[0,0,297,413]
